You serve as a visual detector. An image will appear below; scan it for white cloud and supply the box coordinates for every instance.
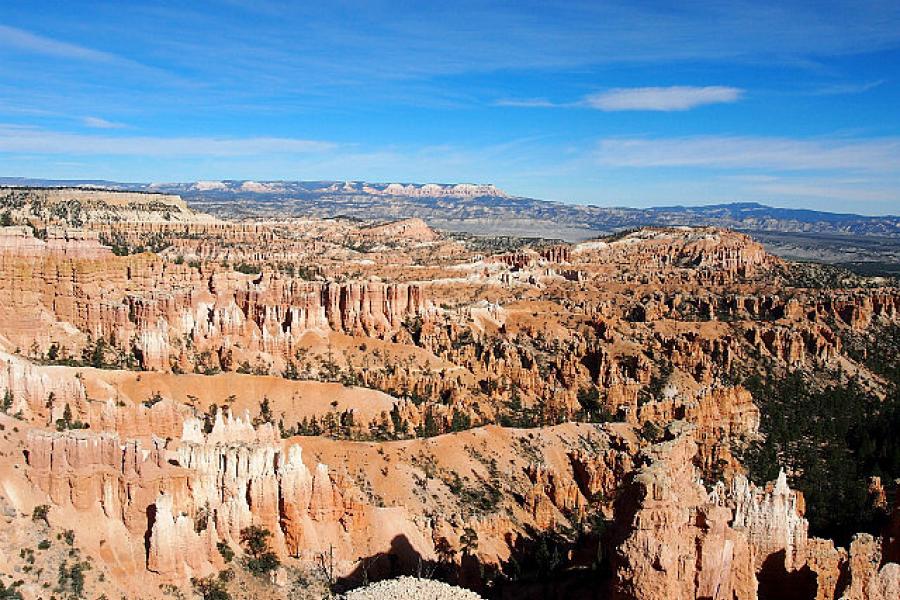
[595,135,900,171]
[82,116,126,129]
[496,86,742,111]
[0,125,335,156]
[584,86,743,111]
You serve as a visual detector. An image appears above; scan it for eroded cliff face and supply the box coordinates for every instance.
[612,430,756,600]
[22,411,431,582]
[0,244,432,373]
[18,415,621,586]
[18,403,899,598]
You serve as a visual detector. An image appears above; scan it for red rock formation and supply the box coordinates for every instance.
[524,463,584,527]
[147,491,218,578]
[0,226,112,258]
[25,429,181,533]
[539,245,571,264]
[0,235,432,372]
[612,431,756,600]
[568,432,636,504]
[3,209,900,599]
[730,470,808,571]
[845,534,900,600]
[574,228,777,285]
[608,426,900,600]
[746,323,841,366]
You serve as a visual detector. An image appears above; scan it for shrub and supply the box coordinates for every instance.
[32,504,50,525]
[143,392,164,409]
[56,561,87,598]
[216,541,234,563]
[191,575,231,600]
[0,580,23,600]
[639,421,663,443]
[240,526,280,576]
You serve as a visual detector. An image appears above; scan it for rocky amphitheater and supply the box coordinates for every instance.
[0,187,897,599]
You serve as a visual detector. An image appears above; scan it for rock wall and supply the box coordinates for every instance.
[0,241,431,371]
[611,426,900,600]
[23,411,430,582]
[612,430,757,600]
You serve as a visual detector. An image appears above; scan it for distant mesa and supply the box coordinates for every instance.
[165,179,512,199]
[0,186,215,225]
[191,180,229,191]
[363,182,510,199]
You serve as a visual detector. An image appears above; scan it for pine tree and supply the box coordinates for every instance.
[423,410,440,437]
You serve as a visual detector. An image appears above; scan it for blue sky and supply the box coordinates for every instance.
[1,1,899,214]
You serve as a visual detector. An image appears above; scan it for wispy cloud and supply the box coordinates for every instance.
[0,24,121,63]
[0,24,180,84]
[0,125,334,156]
[497,86,743,112]
[811,79,886,96]
[584,86,743,111]
[595,135,900,172]
[494,98,561,108]
[82,116,126,129]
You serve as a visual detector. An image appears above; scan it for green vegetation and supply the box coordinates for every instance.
[240,526,280,577]
[143,391,164,409]
[233,263,260,275]
[216,541,234,563]
[444,473,502,515]
[782,261,891,289]
[253,397,274,426]
[576,385,614,422]
[99,231,170,255]
[459,526,478,557]
[191,575,231,600]
[40,338,137,370]
[639,421,663,443]
[56,560,89,598]
[742,367,900,545]
[0,580,23,600]
[32,504,50,525]
[56,403,88,431]
[637,361,673,406]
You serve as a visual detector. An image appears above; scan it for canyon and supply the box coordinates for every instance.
[0,187,897,599]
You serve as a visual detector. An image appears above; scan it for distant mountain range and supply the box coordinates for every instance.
[2,177,899,240]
